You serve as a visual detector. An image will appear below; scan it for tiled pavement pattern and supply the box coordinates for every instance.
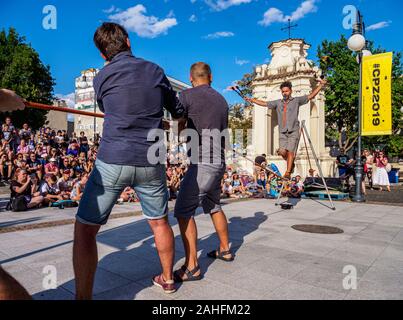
[0,198,402,300]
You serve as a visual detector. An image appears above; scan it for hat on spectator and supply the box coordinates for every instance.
[49,158,56,162]
[63,169,71,175]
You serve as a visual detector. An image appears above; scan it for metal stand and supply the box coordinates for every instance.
[275,120,336,211]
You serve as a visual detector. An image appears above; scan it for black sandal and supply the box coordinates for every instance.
[173,265,203,282]
[207,249,235,262]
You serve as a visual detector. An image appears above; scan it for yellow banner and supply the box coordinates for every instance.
[361,52,393,136]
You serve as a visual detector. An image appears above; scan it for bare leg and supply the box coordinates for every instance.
[73,221,101,300]
[0,266,31,300]
[177,217,199,274]
[210,210,232,259]
[286,151,295,174]
[148,216,175,281]
[27,196,44,208]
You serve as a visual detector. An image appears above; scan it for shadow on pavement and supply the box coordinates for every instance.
[34,210,269,300]
[0,217,43,229]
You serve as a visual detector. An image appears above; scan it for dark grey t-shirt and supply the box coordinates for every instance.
[179,84,229,164]
[267,95,309,133]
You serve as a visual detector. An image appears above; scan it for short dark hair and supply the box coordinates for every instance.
[190,62,212,80]
[280,81,292,90]
[93,22,130,61]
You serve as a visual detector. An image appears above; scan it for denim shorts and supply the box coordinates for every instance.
[76,159,169,225]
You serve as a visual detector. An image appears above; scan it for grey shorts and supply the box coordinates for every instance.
[174,163,225,219]
[279,130,300,153]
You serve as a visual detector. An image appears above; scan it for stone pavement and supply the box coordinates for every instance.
[0,198,402,300]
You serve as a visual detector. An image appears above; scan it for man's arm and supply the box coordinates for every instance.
[0,89,25,112]
[308,78,327,101]
[160,74,185,120]
[244,97,277,109]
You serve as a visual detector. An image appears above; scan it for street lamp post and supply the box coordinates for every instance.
[347,10,370,203]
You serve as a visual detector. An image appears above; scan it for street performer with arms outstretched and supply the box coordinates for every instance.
[244,78,327,179]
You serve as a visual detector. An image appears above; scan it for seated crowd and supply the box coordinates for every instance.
[2,118,306,212]
[2,117,100,210]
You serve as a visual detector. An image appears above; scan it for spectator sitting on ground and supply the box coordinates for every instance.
[70,173,89,202]
[27,152,43,180]
[57,169,74,197]
[253,154,267,183]
[256,171,267,189]
[54,130,64,146]
[231,173,248,197]
[336,148,354,183]
[18,123,31,140]
[44,158,59,176]
[10,169,43,210]
[16,139,29,155]
[59,156,72,176]
[0,153,13,183]
[222,180,235,198]
[286,175,304,198]
[2,125,13,144]
[14,154,26,170]
[39,173,63,205]
[67,141,79,157]
[117,187,139,204]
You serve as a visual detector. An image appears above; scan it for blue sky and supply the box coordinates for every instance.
[1,0,401,105]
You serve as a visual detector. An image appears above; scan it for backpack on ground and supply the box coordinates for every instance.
[10,196,28,212]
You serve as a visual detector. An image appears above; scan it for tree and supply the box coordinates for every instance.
[228,103,252,147]
[317,35,402,157]
[227,73,254,148]
[0,28,55,129]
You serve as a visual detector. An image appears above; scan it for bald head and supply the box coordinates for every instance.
[190,62,212,86]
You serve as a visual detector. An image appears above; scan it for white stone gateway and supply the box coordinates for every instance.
[251,38,336,178]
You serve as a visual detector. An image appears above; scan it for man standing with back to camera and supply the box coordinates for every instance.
[173,62,234,283]
[73,22,185,299]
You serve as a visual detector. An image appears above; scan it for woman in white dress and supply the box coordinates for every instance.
[373,151,391,192]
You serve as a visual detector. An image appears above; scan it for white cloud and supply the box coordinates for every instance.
[108,4,178,38]
[189,14,198,22]
[55,93,75,108]
[203,31,235,39]
[235,58,250,66]
[205,0,253,12]
[259,0,318,26]
[103,5,117,14]
[366,20,392,31]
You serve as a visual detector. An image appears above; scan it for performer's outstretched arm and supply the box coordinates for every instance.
[308,78,327,100]
[243,97,269,107]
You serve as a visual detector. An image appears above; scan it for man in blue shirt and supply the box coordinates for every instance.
[74,23,184,298]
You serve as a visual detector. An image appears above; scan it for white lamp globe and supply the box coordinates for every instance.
[362,49,372,57]
[348,33,366,52]
[356,49,372,63]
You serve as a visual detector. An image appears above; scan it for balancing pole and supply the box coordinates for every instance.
[24,101,105,118]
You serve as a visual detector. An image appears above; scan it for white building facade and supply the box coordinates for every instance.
[251,38,336,178]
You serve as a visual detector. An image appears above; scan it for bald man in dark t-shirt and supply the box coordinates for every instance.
[173,62,234,283]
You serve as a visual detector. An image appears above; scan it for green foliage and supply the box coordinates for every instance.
[0,28,55,129]
[317,35,403,157]
[228,103,252,147]
[228,73,254,147]
[236,72,254,98]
